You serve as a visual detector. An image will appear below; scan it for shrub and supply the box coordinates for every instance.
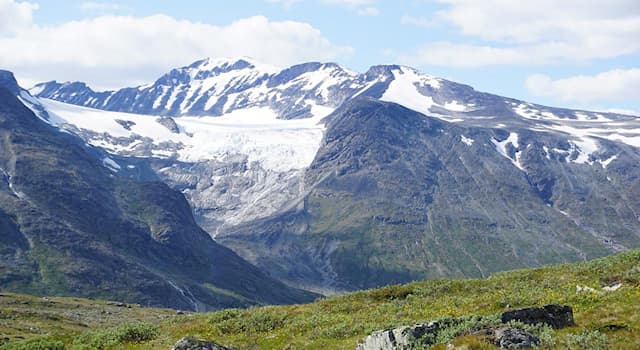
[71,322,158,349]
[563,329,608,350]
[0,338,65,350]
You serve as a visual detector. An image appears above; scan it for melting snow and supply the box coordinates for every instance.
[460,135,474,146]
[102,157,121,172]
[491,132,525,171]
[444,101,467,112]
[542,146,551,160]
[599,155,617,168]
[570,138,598,164]
[380,66,435,115]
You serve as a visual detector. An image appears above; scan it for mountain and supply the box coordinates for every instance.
[220,97,640,293]
[0,70,316,311]
[31,57,362,119]
[28,58,640,294]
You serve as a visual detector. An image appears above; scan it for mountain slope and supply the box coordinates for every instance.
[217,97,640,293]
[27,59,640,295]
[2,249,639,349]
[0,70,316,311]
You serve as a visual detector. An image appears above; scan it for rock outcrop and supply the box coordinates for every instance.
[356,322,439,350]
[172,336,236,350]
[491,327,539,349]
[501,304,574,329]
[157,117,180,133]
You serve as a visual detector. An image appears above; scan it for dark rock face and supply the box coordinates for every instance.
[501,304,574,329]
[0,70,20,95]
[492,327,539,349]
[172,336,236,350]
[116,119,136,130]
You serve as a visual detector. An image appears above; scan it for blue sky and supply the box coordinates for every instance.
[1,0,639,114]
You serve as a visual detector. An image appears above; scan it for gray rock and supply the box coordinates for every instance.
[356,322,439,350]
[501,304,574,329]
[115,119,136,130]
[172,336,236,350]
[157,117,180,133]
[493,327,539,349]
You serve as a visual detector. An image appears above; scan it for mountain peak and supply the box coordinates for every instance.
[0,70,20,95]
[188,56,280,74]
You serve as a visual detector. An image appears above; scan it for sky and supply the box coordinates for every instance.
[0,0,639,115]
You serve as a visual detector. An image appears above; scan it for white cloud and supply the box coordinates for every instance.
[321,0,375,5]
[80,2,127,12]
[357,6,379,16]
[0,0,37,35]
[435,0,639,44]
[400,15,436,28]
[525,68,640,103]
[402,0,640,67]
[0,12,353,90]
[321,0,379,16]
[265,0,300,9]
[398,40,637,68]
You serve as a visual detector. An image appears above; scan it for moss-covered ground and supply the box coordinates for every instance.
[2,249,639,349]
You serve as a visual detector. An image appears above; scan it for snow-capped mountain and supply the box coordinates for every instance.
[32,57,362,119]
[0,70,316,310]
[27,58,640,294]
[31,58,640,172]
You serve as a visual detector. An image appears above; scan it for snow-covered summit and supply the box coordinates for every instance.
[30,57,640,162]
[31,57,366,119]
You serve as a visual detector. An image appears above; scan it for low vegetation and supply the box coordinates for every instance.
[1,249,639,349]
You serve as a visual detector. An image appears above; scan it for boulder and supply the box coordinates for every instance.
[172,336,236,350]
[157,117,181,133]
[501,304,574,329]
[356,322,439,350]
[493,327,539,349]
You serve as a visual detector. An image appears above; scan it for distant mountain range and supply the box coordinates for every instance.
[1,57,639,302]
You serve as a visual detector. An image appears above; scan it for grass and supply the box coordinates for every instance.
[1,249,639,349]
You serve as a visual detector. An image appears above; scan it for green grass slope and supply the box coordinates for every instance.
[2,249,639,349]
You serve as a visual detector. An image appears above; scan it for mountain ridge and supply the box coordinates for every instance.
[30,57,639,120]
[11,58,640,294]
[0,73,317,310]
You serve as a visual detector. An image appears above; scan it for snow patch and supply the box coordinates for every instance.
[460,135,474,146]
[102,157,121,172]
[491,132,525,171]
[569,138,599,164]
[444,101,467,112]
[599,155,617,168]
[380,66,435,116]
[542,146,551,160]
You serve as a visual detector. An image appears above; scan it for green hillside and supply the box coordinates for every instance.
[2,249,639,349]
